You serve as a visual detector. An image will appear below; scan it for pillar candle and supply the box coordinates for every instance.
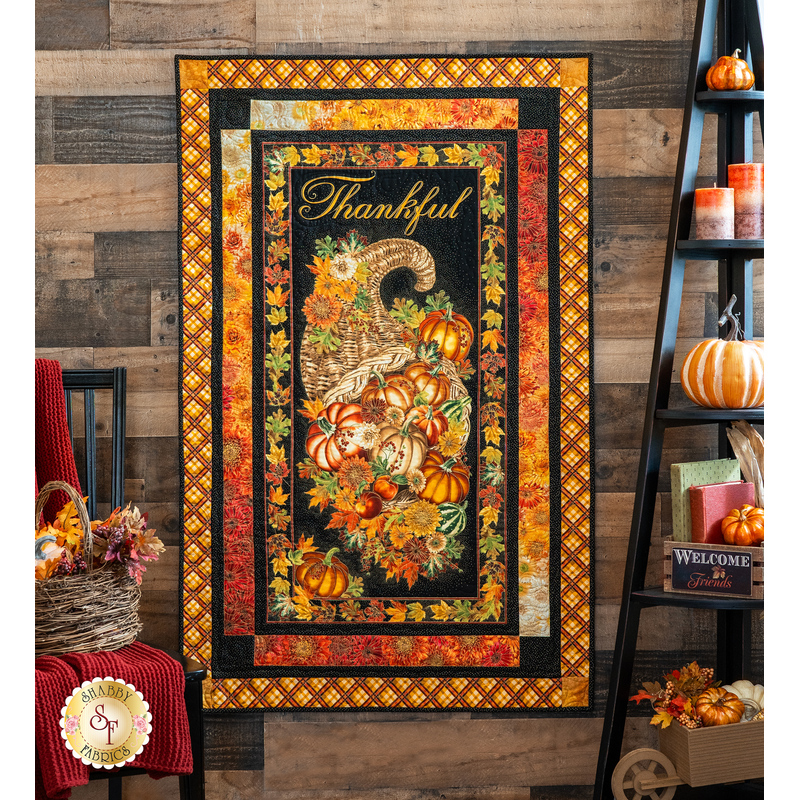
[728,163,764,239]
[694,186,735,239]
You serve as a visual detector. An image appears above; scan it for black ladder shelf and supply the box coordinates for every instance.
[593,1,764,798]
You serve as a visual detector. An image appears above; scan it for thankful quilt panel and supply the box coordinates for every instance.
[176,55,593,710]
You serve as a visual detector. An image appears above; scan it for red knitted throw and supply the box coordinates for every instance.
[35,657,88,799]
[35,643,193,799]
[35,359,82,522]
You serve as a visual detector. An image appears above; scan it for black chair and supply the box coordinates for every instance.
[62,368,206,800]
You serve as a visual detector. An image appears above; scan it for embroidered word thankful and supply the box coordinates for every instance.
[296,173,474,235]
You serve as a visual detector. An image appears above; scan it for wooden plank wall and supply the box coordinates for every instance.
[35,2,764,798]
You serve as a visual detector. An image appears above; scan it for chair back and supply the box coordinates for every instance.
[62,368,126,520]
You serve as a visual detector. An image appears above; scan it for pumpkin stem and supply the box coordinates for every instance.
[369,369,388,387]
[322,548,340,566]
[400,418,417,436]
[732,48,742,59]
[718,294,742,341]
[316,416,336,438]
[441,456,457,472]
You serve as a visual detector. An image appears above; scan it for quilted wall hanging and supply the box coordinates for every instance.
[176,54,593,711]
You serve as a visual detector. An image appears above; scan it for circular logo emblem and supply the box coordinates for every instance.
[60,678,152,769]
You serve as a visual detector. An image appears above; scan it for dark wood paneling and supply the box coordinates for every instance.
[35,277,151,347]
[52,96,176,163]
[142,502,181,546]
[138,589,180,651]
[151,280,180,346]
[36,0,110,51]
[36,96,54,164]
[110,0,255,49]
[204,714,266,771]
[121,436,180,504]
[468,41,690,109]
[35,163,178,232]
[594,292,708,340]
[595,446,721,494]
[594,384,724,450]
[94,231,179,279]
[595,177,675,227]
[35,232,95,280]
[72,437,179,539]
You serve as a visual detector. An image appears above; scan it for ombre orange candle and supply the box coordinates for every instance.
[728,162,764,239]
[694,185,735,239]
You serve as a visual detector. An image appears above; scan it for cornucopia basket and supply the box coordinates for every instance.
[300,239,472,510]
[34,480,142,657]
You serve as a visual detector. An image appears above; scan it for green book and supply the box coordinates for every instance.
[670,459,741,542]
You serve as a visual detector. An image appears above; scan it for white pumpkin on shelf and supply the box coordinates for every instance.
[722,679,764,720]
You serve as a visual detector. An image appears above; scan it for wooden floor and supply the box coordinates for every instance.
[35,1,764,797]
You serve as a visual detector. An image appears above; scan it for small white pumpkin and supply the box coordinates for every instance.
[722,679,764,720]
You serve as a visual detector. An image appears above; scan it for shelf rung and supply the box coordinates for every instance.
[676,240,763,260]
[655,408,764,425]
[631,588,764,611]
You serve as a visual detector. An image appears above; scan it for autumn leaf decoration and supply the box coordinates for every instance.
[629,661,718,729]
[36,498,165,584]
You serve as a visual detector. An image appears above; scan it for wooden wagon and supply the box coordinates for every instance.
[611,720,763,799]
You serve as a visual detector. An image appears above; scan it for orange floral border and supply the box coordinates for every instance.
[178,55,591,709]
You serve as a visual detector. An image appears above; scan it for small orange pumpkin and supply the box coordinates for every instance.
[694,687,745,727]
[418,450,470,505]
[680,296,764,409]
[305,403,366,472]
[295,549,350,598]
[404,362,451,407]
[418,309,474,363]
[722,504,764,546]
[404,404,449,446]
[706,49,755,91]
[361,370,416,413]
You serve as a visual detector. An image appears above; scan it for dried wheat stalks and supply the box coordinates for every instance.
[727,420,764,508]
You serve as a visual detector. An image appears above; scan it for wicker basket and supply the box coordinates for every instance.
[34,481,142,657]
[299,239,472,510]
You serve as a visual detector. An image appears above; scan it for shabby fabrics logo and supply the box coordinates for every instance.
[60,678,152,769]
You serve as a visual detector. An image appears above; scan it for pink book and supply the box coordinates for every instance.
[689,481,756,544]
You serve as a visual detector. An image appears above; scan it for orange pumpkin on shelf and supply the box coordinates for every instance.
[680,295,764,409]
[361,371,416,413]
[305,402,366,472]
[418,309,474,362]
[694,687,745,727]
[418,450,470,505]
[706,49,755,91]
[722,504,764,546]
[295,548,350,598]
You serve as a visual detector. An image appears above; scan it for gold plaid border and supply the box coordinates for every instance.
[178,55,591,709]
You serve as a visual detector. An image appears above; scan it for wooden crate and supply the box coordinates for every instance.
[658,720,764,787]
[663,537,764,599]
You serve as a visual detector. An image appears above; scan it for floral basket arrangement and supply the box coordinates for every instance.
[34,480,164,657]
[631,660,764,729]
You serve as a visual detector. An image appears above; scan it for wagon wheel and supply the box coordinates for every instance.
[610,748,681,800]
